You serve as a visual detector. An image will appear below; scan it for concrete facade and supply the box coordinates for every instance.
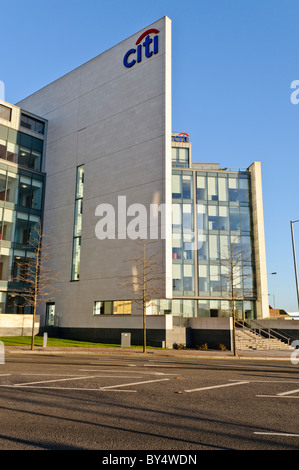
[17,17,173,332]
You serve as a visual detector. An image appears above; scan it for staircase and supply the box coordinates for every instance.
[235,326,295,351]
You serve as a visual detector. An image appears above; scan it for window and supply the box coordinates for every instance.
[172,148,189,168]
[71,165,84,280]
[93,300,131,315]
[0,105,11,122]
[21,114,45,134]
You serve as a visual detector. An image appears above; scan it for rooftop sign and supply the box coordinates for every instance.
[123,29,160,68]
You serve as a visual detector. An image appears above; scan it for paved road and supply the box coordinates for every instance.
[0,351,299,452]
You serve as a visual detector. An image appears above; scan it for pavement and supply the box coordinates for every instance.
[4,344,297,361]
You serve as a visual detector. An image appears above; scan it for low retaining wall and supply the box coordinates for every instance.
[188,317,233,350]
[0,314,40,336]
[251,319,299,343]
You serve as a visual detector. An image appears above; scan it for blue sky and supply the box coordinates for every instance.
[2,0,299,312]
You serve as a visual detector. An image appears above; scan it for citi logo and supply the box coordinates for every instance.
[172,132,189,143]
[123,28,159,68]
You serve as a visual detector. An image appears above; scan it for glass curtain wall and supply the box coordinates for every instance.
[0,162,45,312]
[170,167,256,320]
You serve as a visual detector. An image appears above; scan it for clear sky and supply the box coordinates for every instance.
[1,0,299,312]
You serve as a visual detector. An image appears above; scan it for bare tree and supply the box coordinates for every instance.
[120,240,164,353]
[12,223,58,350]
[219,236,255,356]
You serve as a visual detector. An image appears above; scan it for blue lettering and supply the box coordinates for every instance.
[123,48,136,68]
[143,35,153,58]
[137,44,142,63]
[154,36,158,54]
[123,34,159,68]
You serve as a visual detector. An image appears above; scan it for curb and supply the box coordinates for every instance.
[4,347,295,361]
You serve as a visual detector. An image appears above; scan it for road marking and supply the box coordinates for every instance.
[184,381,249,393]
[254,432,299,437]
[278,388,299,396]
[0,374,10,377]
[13,375,101,386]
[100,378,170,390]
[0,385,136,392]
[256,395,299,399]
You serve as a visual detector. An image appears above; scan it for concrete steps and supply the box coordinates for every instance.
[235,328,295,351]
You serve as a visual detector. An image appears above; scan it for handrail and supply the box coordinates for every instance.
[252,321,294,345]
[235,320,290,346]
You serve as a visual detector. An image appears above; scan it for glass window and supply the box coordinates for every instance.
[197,203,207,231]
[210,265,221,294]
[6,142,18,163]
[208,205,218,230]
[0,169,6,201]
[172,233,182,259]
[182,174,192,199]
[198,264,209,293]
[183,264,194,293]
[219,206,229,230]
[0,138,6,160]
[198,233,208,259]
[230,207,240,231]
[73,199,83,237]
[71,237,81,281]
[18,147,31,168]
[198,299,210,317]
[240,206,250,232]
[183,233,194,259]
[182,204,193,230]
[21,114,45,134]
[6,171,19,204]
[113,300,131,314]
[239,178,249,203]
[2,208,15,241]
[228,177,238,201]
[172,174,182,198]
[172,204,181,231]
[0,105,11,121]
[196,175,207,200]
[18,176,32,208]
[31,179,43,210]
[208,176,218,201]
[209,234,219,260]
[218,177,228,201]
[220,234,230,260]
[71,165,84,280]
[173,264,183,292]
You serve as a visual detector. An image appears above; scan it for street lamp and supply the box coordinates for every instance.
[290,220,299,312]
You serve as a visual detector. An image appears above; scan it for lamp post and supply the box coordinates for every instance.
[290,220,299,312]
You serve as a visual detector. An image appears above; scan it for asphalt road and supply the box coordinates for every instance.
[0,351,299,453]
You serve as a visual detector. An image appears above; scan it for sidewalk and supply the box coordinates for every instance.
[4,345,296,361]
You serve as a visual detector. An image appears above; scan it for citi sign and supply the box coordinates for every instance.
[123,29,159,68]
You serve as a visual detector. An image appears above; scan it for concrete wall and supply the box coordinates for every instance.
[17,17,172,330]
[0,314,40,336]
[248,162,269,319]
[251,319,299,342]
[188,317,233,350]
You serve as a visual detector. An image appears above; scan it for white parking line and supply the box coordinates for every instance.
[100,378,170,390]
[278,388,299,396]
[254,432,299,437]
[184,381,249,393]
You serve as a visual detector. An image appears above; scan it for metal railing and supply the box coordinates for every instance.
[251,321,295,346]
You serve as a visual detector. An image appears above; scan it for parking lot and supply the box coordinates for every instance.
[0,351,298,451]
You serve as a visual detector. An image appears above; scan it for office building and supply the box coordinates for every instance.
[0,17,268,348]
